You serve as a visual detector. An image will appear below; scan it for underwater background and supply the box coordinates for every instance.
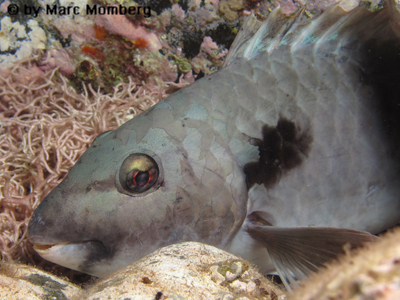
[0,0,384,283]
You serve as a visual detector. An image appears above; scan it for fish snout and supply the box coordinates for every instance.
[28,206,114,276]
[27,206,52,245]
[27,192,74,245]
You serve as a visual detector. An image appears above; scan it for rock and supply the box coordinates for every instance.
[0,261,80,300]
[82,242,285,300]
[0,242,285,300]
[3,228,400,300]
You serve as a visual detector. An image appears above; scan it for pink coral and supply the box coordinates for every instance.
[50,15,96,46]
[211,0,220,11]
[0,0,10,13]
[172,4,186,19]
[39,49,74,76]
[201,36,219,54]
[95,9,162,52]
[279,0,299,15]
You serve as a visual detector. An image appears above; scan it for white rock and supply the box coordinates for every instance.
[231,279,248,292]
[0,261,80,300]
[1,242,285,299]
[83,242,285,300]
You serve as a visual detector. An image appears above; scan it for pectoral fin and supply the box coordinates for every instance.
[246,218,377,290]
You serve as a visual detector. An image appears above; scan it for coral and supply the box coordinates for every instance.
[219,0,243,21]
[171,3,186,20]
[0,0,242,90]
[0,16,27,52]
[0,16,49,67]
[201,36,219,54]
[39,49,74,76]
[94,11,162,52]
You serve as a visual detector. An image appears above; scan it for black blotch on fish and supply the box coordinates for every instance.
[244,118,312,190]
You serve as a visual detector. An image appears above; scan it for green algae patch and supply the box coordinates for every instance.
[216,259,250,281]
[25,274,68,300]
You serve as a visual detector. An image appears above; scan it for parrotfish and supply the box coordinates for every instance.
[28,0,400,289]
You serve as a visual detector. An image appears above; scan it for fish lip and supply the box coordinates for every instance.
[32,240,106,253]
[33,243,59,251]
[32,240,110,275]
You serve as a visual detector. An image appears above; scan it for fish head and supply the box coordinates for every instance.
[28,99,248,277]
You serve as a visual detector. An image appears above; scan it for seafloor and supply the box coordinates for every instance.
[0,0,384,283]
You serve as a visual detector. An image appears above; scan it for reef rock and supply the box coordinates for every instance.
[0,242,285,300]
[82,241,285,300]
[3,228,400,300]
[0,261,80,300]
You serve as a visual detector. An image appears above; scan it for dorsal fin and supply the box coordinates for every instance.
[222,13,264,67]
[223,6,304,67]
[223,0,400,67]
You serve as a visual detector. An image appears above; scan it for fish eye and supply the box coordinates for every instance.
[119,153,159,193]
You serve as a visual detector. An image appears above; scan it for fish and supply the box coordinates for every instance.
[28,0,400,289]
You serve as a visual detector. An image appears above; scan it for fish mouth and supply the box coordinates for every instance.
[33,243,57,251]
[32,240,110,276]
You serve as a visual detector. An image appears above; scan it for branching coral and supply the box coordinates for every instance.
[0,54,181,278]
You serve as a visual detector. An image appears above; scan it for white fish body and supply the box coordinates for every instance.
[28,0,400,288]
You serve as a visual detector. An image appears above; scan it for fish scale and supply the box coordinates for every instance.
[28,1,400,289]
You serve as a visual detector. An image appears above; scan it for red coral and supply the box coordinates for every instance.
[131,39,148,49]
[82,46,105,64]
[95,10,162,52]
[94,25,108,41]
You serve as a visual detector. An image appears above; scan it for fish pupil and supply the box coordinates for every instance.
[134,171,150,187]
